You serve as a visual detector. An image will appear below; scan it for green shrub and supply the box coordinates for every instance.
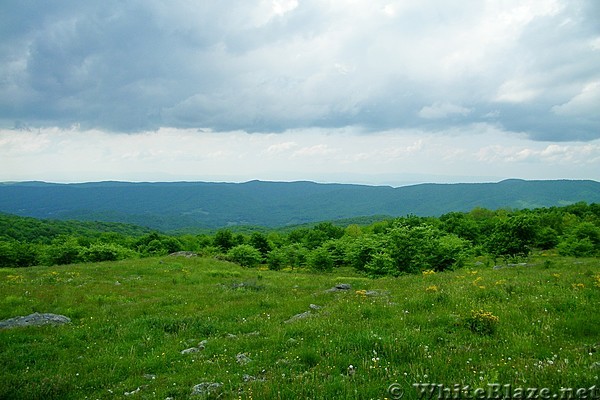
[465,309,499,335]
[266,247,287,270]
[0,240,38,268]
[307,245,334,271]
[226,244,263,268]
[79,243,135,262]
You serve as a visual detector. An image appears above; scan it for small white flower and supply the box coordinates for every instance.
[348,365,356,376]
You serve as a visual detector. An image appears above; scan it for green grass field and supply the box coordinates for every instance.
[1,254,599,399]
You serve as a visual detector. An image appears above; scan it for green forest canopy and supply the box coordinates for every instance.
[0,202,599,273]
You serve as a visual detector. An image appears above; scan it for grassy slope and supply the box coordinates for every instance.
[0,255,599,399]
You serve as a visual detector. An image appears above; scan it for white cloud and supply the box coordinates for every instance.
[1,126,598,184]
[0,1,599,184]
[418,102,471,119]
[495,79,540,103]
[552,81,600,116]
[265,141,298,154]
[0,0,597,141]
[293,144,335,157]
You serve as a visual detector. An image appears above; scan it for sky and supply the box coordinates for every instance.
[1,0,599,186]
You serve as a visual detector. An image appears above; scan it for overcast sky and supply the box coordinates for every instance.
[1,0,599,185]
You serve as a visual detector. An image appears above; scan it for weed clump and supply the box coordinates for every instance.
[465,309,499,335]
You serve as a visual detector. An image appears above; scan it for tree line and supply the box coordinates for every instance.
[1,202,598,274]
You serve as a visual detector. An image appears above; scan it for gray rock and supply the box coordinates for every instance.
[243,374,265,382]
[236,353,252,365]
[326,283,352,292]
[125,386,147,396]
[494,263,530,270]
[284,311,312,323]
[0,313,71,329]
[365,290,389,297]
[181,347,200,354]
[169,251,198,257]
[309,304,322,310]
[191,382,222,396]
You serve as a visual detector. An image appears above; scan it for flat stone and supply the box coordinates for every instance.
[236,353,252,365]
[326,283,352,292]
[284,311,312,323]
[0,313,71,329]
[169,251,198,257]
[181,347,200,354]
[191,382,222,396]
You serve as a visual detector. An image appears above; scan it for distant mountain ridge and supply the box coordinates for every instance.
[0,179,598,230]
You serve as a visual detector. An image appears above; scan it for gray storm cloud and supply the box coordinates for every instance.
[0,0,598,140]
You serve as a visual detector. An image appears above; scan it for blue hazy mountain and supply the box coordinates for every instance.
[0,179,598,230]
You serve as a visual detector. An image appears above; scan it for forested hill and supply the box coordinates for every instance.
[0,179,598,230]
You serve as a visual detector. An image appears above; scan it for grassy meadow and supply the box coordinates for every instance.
[0,254,599,399]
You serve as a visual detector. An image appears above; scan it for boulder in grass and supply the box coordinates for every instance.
[191,382,222,397]
[325,283,352,293]
[0,313,71,329]
[169,251,198,258]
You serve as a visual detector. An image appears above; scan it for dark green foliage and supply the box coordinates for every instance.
[0,212,150,244]
[277,243,308,269]
[440,211,481,243]
[213,229,236,252]
[486,214,539,259]
[0,202,598,275]
[79,243,134,262]
[557,221,600,256]
[135,232,182,256]
[226,244,263,268]
[307,245,334,272]
[0,240,38,268]
[248,232,271,258]
[41,237,83,265]
[266,247,287,270]
[535,227,559,250]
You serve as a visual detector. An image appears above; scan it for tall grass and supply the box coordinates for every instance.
[0,254,598,399]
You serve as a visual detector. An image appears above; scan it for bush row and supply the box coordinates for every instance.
[1,203,599,274]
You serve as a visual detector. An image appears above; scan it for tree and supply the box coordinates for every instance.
[213,229,236,252]
[486,214,538,259]
[79,243,134,262]
[557,221,600,257]
[276,243,309,270]
[440,212,481,244]
[267,247,288,271]
[42,237,83,265]
[227,244,263,268]
[307,245,334,272]
[0,240,38,268]
[249,232,272,259]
